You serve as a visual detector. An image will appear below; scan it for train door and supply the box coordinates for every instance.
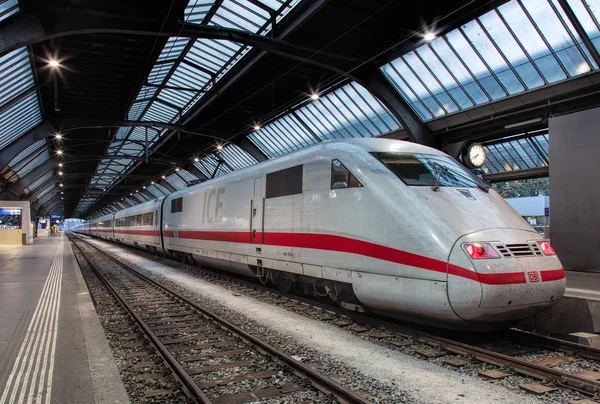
[251,177,264,244]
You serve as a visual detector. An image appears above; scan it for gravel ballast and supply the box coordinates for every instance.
[82,238,575,404]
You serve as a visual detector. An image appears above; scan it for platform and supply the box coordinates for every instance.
[0,233,128,404]
[520,270,600,335]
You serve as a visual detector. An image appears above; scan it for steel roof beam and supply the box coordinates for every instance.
[237,136,267,162]
[8,159,56,197]
[0,12,46,56]
[0,121,54,168]
[357,69,435,147]
[0,24,359,76]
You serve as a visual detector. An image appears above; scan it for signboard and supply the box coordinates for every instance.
[0,209,22,215]
[50,215,62,219]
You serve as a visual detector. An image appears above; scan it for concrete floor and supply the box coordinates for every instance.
[566,271,600,299]
[0,234,128,404]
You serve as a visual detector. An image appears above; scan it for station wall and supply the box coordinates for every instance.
[549,107,600,271]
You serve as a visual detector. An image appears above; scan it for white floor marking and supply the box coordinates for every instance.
[0,237,63,404]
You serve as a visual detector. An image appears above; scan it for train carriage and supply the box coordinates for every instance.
[77,139,566,330]
[113,199,162,251]
[89,214,114,240]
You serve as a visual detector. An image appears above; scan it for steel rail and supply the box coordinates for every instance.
[69,233,371,404]
[72,232,600,395]
[69,236,213,403]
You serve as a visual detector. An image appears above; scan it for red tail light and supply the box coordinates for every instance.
[462,243,500,259]
[538,241,556,255]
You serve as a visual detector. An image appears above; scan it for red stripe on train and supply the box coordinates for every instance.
[541,268,566,282]
[159,230,563,286]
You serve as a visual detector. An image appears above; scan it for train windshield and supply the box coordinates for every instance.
[371,152,490,190]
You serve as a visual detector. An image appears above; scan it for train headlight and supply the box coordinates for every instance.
[537,241,556,255]
[462,243,500,259]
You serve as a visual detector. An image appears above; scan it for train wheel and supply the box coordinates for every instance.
[276,274,295,294]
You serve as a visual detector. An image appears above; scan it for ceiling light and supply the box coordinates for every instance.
[143,186,146,189]
[49,60,60,68]
[310,93,319,101]
[504,117,543,129]
[253,124,261,131]
[58,171,63,175]
[161,175,165,179]
[55,133,62,140]
[216,144,223,150]
[59,184,63,187]
[136,190,139,192]
[175,167,180,172]
[424,32,436,41]
[56,150,63,155]
[151,181,155,185]
[58,163,63,167]
[194,157,199,162]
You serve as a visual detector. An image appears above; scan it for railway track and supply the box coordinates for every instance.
[68,233,371,404]
[75,233,600,400]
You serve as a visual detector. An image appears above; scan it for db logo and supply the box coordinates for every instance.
[528,271,540,282]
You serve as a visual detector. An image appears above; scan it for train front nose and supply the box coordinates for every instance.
[447,229,566,325]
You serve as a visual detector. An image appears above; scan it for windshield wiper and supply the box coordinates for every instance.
[431,163,443,192]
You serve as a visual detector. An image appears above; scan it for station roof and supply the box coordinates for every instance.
[0,0,599,218]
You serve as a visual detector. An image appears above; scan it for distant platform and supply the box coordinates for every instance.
[0,234,128,403]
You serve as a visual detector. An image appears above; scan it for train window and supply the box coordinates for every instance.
[331,159,363,189]
[370,152,490,190]
[266,165,303,199]
[141,212,152,226]
[171,197,183,213]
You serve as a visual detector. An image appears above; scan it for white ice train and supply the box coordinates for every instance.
[74,139,565,330]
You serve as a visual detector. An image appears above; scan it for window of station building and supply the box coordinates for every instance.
[171,197,183,213]
[266,165,303,199]
[331,159,363,189]
[0,208,22,230]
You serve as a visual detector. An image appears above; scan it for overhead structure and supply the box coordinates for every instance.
[1,0,600,218]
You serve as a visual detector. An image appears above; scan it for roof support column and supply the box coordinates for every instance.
[238,136,268,162]
[357,69,436,147]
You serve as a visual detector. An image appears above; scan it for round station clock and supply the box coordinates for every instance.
[462,143,487,169]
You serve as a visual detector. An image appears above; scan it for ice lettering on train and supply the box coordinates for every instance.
[202,188,225,224]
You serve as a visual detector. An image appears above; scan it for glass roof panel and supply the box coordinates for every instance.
[565,0,600,52]
[176,169,199,182]
[165,173,187,190]
[34,183,56,201]
[381,0,600,122]
[15,148,49,178]
[0,0,19,23]
[5,139,45,169]
[250,82,400,158]
[194,154,232,178]
[249,114,318,158]
[75,0,306,216]
[482,131,549,174]
[26,171,54,195]
[0,92,42,150]
[0,48,35,106]
[218,144,258,170]
[184,0,215,23]
[146,184,166,197]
